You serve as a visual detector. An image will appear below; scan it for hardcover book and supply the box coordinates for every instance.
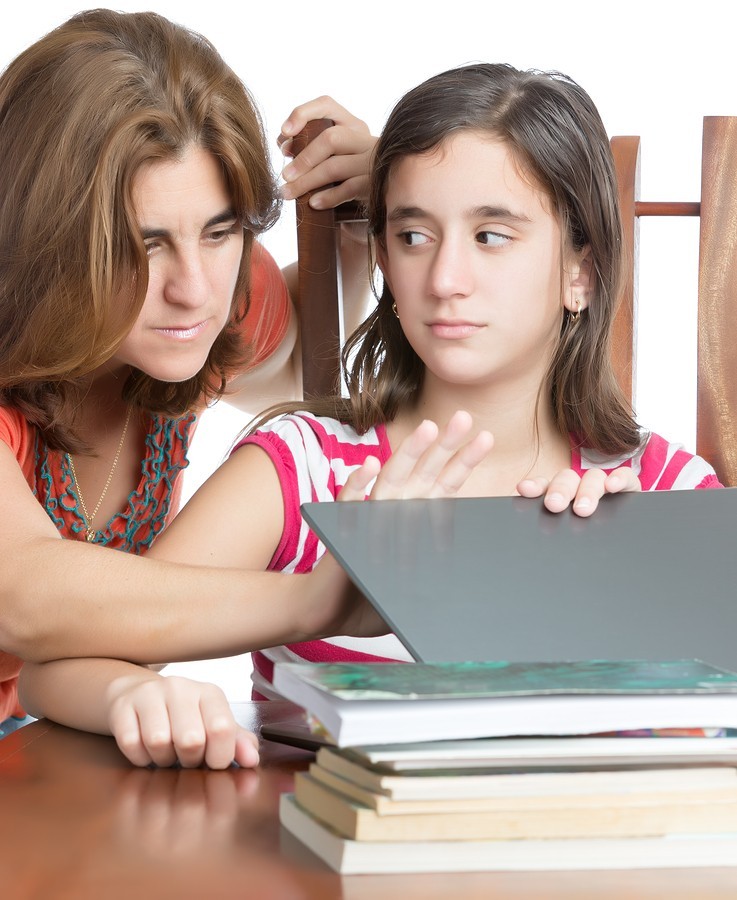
[272,659,737,747]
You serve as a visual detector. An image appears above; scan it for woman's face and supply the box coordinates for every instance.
[377,132,585,395]
[111,145,244,382]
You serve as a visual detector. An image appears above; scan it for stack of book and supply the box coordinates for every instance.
[272,659,737,873]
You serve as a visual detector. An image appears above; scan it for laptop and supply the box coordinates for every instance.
[300,489,737,670]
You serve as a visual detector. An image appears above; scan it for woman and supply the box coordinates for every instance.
[0,8,383,738]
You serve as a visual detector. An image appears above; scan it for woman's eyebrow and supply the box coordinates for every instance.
[139,208,237,239]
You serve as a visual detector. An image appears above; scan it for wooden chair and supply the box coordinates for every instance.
[295,118,737,485]
[291,120,367,399]
[611,118,737,486]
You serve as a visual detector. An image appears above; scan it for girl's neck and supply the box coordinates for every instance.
[387,379,571,496]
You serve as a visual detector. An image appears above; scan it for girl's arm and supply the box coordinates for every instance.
[19,659,259,769]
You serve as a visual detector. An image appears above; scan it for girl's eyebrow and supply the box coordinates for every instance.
[139,207,237,240]
[387,204,532,225]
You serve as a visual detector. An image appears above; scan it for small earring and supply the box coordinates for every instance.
[569,297,582,324]
[392,302,400,319]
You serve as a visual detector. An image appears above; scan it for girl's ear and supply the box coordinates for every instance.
[375,240,393,293]
[563,245,593,314]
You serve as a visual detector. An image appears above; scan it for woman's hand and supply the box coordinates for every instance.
[278,95,377,208]
[517,466,642,517]
[339,411,494,501]
[107,673,260,770]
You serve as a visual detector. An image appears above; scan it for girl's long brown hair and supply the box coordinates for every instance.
[0,9,279,451]
[259,63,640,457]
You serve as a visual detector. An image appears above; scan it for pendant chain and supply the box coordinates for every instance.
[69,405,133,542]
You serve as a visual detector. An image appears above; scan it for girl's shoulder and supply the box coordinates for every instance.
[239,411,391,462]
[575,430,721,491]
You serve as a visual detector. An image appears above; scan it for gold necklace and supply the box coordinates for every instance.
[69,405,133,543]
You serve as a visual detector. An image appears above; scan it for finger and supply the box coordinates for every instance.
[338,456,382,502]
[280,95,360,140]
[388,411,476,498]
[233,729,260,769]
[604,466,642,495]
[542,468,589,514]
[112,702,154,767]
[195,689,240,770]
[305,175,371,210]
[369,419,440,499]
[281,152,372,204]
[427,430,494,496]
[571,468,609,517]
[135,690,179,769]
[281,120,371,180]
[516,476,550,499]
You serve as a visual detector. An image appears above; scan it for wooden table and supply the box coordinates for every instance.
[2,702,737,899]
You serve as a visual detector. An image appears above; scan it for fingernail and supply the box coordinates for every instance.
[309,194,325,210]
[279,183,295,200]
[281,119,294,136]
[281,163,295,182]
[573,496,592,510]
[547,492,566,510]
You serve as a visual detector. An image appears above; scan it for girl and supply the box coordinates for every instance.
[23,63,711,767]
[0,8,387,754]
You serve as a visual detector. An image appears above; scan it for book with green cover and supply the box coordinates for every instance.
[272,660,737,747]
[276,659,737,701]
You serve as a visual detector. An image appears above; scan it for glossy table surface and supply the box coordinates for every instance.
[2,701,737,899]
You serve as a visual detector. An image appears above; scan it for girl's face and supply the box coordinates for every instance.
[110,145,244,382]
[378,132,586,394]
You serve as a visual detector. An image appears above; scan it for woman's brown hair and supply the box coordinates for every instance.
[0,8,279,451]
[265,63,640,457]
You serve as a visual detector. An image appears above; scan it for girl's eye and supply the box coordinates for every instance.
[400,230,429,247]
[476,230,510,247]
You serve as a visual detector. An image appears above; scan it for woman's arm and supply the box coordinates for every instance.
[0,441,364,664]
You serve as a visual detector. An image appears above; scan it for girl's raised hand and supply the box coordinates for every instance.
[339,411,494,502]
[517,466,642,517]
[108,673,259,770]
[278,95,376,208]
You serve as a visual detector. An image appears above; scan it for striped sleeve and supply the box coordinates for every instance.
[234,413,390,573]
[576,431,722,490]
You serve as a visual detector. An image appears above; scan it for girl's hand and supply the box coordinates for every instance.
[278,96,377,207]
[517,466,642,517]
[107,674,259,770]
[339,411,494,502]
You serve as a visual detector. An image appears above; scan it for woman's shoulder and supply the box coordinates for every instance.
[0,405,33,454]
[577,430,721,491]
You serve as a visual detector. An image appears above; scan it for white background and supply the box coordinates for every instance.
[3,1,733,698]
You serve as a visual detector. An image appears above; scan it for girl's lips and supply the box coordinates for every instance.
[429,321,484,339]
[154,320,208,340]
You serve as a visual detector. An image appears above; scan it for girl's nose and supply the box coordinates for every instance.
[428,238,474,299]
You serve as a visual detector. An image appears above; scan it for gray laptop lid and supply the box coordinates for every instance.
[301,489,737,669]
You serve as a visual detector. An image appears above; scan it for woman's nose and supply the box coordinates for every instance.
[163,251,209,308]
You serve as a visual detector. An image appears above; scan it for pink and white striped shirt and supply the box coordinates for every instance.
[235,413,721,699]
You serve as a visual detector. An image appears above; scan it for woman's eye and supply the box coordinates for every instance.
[207,223,239,243]
[400,230,429,247]
[477,230,509,247]
[144,240,159,257]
